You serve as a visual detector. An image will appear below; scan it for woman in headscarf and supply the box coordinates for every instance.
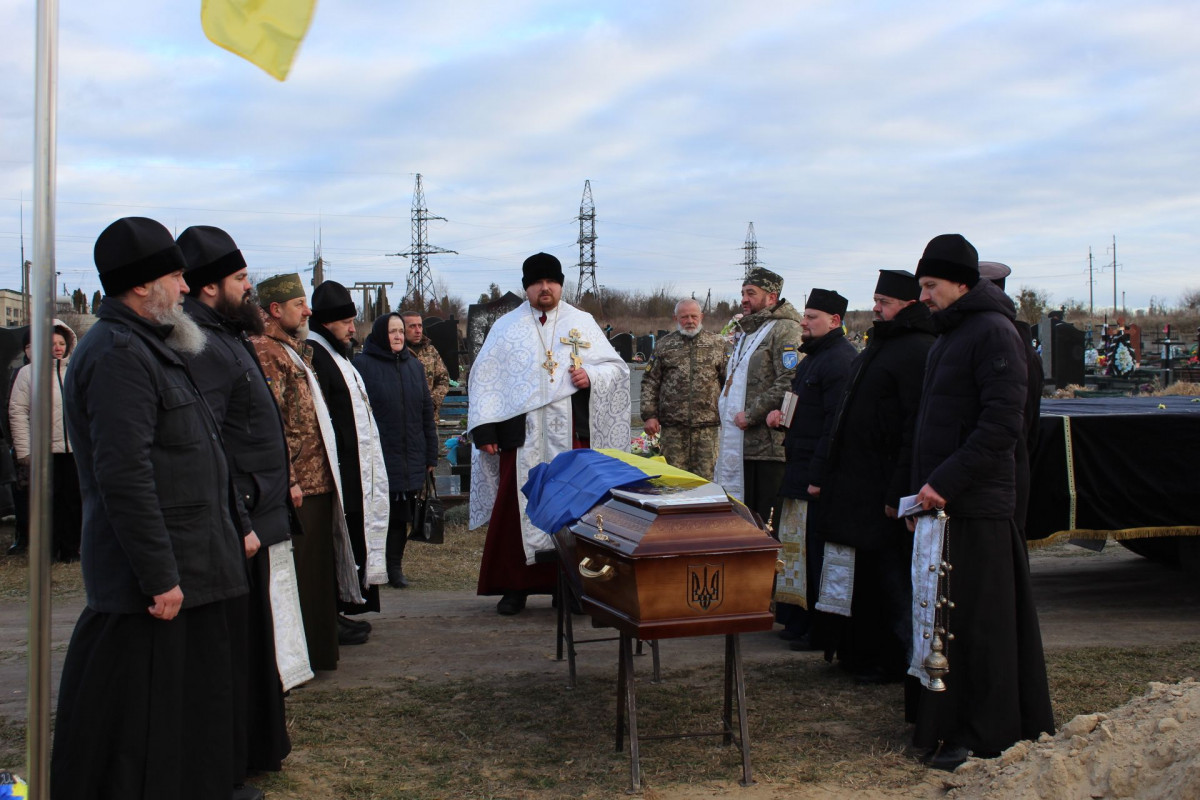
[353,313,438,588]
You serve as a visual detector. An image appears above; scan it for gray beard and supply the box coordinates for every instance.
[677,324,700,338]
[145,289,206,355]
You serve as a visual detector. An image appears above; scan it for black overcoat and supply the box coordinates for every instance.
[823,302,935,549]
[182,296,291,547]
[911,280,1028,518]
[64,297,247,613]
[354,316,438,495]
[779,328,857,498]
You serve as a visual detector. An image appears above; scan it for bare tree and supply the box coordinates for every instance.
[1013,285,1051,327]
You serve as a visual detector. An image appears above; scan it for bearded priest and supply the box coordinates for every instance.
[468,252,630,615]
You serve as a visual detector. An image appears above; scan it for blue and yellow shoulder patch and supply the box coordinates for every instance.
[781,345,799,370]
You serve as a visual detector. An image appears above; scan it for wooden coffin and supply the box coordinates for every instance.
[554,481,780,640]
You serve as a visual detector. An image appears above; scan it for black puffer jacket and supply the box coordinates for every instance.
[353,314,438,494]
[183,296,291,547]
[779,327,857,498]
[911,280,1028,519]
[64,297,248,613]
[823,302,935,549]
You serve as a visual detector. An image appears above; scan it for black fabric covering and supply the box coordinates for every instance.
[51,602,233,800]
[1027,397,1200,541]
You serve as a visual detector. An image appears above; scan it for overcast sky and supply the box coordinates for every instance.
[2,1,1198,315]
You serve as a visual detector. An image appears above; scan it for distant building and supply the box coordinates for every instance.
[0,289,28,328]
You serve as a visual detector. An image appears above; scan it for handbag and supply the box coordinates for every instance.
[409,472,445,544]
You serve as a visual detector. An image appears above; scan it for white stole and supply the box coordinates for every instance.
[280,342,364,605]
[714,321,775,501]
[308,334,390,588]
[269,540,313,691]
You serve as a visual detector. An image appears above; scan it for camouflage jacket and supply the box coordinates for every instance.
[640,329,727,427]
[734,299,804,461]
[409,336,450,418]
[251,315,336,496]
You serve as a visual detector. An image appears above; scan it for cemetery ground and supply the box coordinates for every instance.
[1,514,1199,799]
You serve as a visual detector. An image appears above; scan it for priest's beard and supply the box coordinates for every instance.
[216,288,265,336]
[677,322,701,338]
[144,283,206,356]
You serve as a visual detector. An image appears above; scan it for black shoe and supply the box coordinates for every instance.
[789,634,820,652]
[338,614,372,634]
[231,785,264,800]
[496,592,527,616]
[926,744,970,772]
[6,541,26,556]
[387,568,409,589]
[337,619,369,646]
[777,628,805,641]
[853,666,904,685]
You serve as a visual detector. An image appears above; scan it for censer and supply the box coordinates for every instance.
[923,508,953,692]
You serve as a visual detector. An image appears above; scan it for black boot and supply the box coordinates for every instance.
[6,528,27,556]
[387,563,409,589]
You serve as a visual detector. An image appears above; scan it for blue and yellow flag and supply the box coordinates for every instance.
[201,0,317,81]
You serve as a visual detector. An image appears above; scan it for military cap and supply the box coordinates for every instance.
[257,273,306,308]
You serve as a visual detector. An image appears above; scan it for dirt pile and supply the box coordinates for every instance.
[944,680,1200,799]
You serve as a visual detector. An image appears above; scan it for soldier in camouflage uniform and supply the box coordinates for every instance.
[251,273,343,671]
[401,311,451,421]
[640,299,726,479]
[714,267,804,528]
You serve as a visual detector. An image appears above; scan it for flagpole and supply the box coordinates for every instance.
[28,0,59,795]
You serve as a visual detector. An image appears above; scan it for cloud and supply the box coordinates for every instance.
[3,0,1198,314]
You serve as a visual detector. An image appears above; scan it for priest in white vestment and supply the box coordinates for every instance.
[468,253,630,615]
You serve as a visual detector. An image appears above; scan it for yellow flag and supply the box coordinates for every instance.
[201,0,317,81]
[596,449,710,488]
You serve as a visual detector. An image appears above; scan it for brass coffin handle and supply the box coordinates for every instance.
[578,557,615,581]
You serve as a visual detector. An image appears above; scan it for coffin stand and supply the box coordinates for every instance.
[554,482,780,791]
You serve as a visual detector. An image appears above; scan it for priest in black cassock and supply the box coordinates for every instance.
[308,281,390,635]
[53,217,248,800]
[177,225,293,790]
[908,234,1054,771]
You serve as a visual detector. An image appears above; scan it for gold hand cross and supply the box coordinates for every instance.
[559,328,591,370]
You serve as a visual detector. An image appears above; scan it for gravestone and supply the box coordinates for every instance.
[610,332,634,362]
[1049,320,1085,389]
[635,334,656,361]
[425,317,461,381]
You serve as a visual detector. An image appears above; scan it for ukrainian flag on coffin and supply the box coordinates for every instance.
[521,449,708,535]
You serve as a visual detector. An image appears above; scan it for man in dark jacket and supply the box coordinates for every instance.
[908,234,1054,770]
[177,224,293,788]
[52,217,248,800]
[822,269,934,684]
[353,314,438,591]
[768,289,856,650]
[309,281,390,614]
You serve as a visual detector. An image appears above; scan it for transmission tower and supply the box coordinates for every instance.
[388,173,456,310]
[740,222,760,278]
[309,227,326,287]
[575,180,600,310]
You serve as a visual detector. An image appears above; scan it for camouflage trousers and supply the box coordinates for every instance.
[658,424,720,481]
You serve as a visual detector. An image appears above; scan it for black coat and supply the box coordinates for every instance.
[779,328,857,498]
[182,296,291,547]
[353,316,438,495]
[911,280,1028,519]
[308,327,364,508]
[64,297,247,613]
[823,302,935,549]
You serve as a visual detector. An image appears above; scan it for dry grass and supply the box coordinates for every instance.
[241,643,1200,800]
[6,515,1199,797]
